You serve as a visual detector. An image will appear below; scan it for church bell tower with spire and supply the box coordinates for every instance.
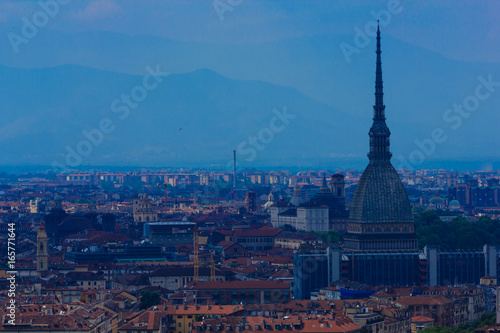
[37,220,48,273]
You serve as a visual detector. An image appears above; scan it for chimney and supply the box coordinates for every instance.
[233,150,237,188]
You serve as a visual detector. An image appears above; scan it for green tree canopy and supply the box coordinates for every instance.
[140,290,161,309]
[415,210,500,250]
[311,229,342,244]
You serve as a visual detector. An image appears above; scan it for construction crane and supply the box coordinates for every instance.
[210,253,215,281]
[194,222,223,282]
[209,251,226,281]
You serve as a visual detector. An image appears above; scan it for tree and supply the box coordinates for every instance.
[123,180,146,192]
[140,290,161,309]
[414,210,500,250]
[100,180,116,192]
[311,229,342,244]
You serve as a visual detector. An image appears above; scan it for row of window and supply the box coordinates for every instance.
[80,281,101,286]
[236,237,272,243]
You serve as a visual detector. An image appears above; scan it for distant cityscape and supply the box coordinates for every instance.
[1,163,500,333]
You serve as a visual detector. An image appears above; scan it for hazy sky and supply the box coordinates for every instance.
[1,0,499,63]
[1,0,499,169]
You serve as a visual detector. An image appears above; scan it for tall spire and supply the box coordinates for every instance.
[319,174,329,193]
[368,21,392,162]
[375,22,384,119]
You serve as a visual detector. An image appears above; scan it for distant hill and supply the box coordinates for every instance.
[1,30,500,169]
[0,65,369,168]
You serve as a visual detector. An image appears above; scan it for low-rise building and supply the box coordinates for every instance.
[118,310,164,333]
[149,266,225,292]
[192,315,361,333]
[179,280,291,305]
[274,231,322,250]
[396,295,454,327]
[410,316,434,333]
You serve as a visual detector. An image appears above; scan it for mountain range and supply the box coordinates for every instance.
[1,30,499,169]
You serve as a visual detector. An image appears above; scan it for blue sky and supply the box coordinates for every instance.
[0,0,499,63]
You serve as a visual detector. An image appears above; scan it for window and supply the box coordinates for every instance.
[179,323,182,327]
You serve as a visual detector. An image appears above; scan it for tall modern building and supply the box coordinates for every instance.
[293,244,499,299]
[344,24,417,251]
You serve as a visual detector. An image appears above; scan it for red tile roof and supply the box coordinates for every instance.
[411,316,434,323]
[233,227,283,237]
[118,310,162,331]
[183,280,290,290]
[396,295,453,306]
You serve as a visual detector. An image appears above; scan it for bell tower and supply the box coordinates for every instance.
[37,220,48,273]
[331,174,345,198]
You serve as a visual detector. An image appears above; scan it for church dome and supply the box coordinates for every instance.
[289,185,304,207]
[449,200,460,206]
[430,195,444,205]
[349,161,413,224]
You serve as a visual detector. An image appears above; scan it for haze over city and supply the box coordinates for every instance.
[1,0,500,170]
